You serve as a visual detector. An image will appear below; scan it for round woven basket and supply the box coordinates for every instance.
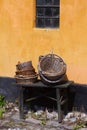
[38,53,67,84]
[15,74,38,84]
[15,68,36,76]
[39,71,68,85]
[15,60,38,84]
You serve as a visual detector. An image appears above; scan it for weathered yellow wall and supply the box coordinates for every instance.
[0,0,87,84]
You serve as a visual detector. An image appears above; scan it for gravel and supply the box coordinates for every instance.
[0,103,87,130]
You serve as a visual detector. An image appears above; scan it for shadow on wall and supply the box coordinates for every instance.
[69,83,87,113]
[0,76,87,113]
[0,77,19,102]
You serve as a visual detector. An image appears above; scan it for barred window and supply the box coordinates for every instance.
[36,0,60,28]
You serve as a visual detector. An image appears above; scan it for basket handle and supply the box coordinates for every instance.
[39,53,65,63]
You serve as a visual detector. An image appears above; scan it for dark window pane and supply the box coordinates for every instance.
[36,0,44,5]
[45,18,51,27]
[45,18,55,27]
[36,18,44,27]
[37,8,44,16]
[52,8,59,17]
[52,18,59,27]
[53,0,60,5]
[45,8,52,16]
[44,0,52,5]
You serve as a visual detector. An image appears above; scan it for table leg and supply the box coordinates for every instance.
[63,89,68,115]
[56,88,63,123]
[19,86,24,119]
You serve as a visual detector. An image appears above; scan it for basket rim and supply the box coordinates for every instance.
[15,68,35,72]
[39,71,67,84]
[15,74,38,79]
[16,61,32,66]
[41,69,66,77]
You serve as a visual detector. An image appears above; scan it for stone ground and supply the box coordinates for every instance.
[0,103,87,130]
[0,112,73,130]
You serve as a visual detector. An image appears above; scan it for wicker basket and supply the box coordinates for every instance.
[15,74,38,84]
[38,53,67,84]
[15,60,38,84]
[16,61,33,71]
[15,68,36,76]
[39,71,68,85]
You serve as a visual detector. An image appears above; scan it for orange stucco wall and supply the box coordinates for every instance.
[0,0,87,84]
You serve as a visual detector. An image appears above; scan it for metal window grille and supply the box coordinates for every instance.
[36,0,60,28]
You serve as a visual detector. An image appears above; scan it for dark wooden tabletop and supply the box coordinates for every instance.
[16,80,74,88]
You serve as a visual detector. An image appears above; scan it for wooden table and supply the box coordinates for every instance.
[17,80,73,123]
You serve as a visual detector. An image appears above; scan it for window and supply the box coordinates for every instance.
[36,0,60,28]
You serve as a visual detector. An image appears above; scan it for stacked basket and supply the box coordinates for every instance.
[38,53,68,85]
[15,61,38,84]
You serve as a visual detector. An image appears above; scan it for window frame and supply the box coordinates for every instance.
[36,0,60,29]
